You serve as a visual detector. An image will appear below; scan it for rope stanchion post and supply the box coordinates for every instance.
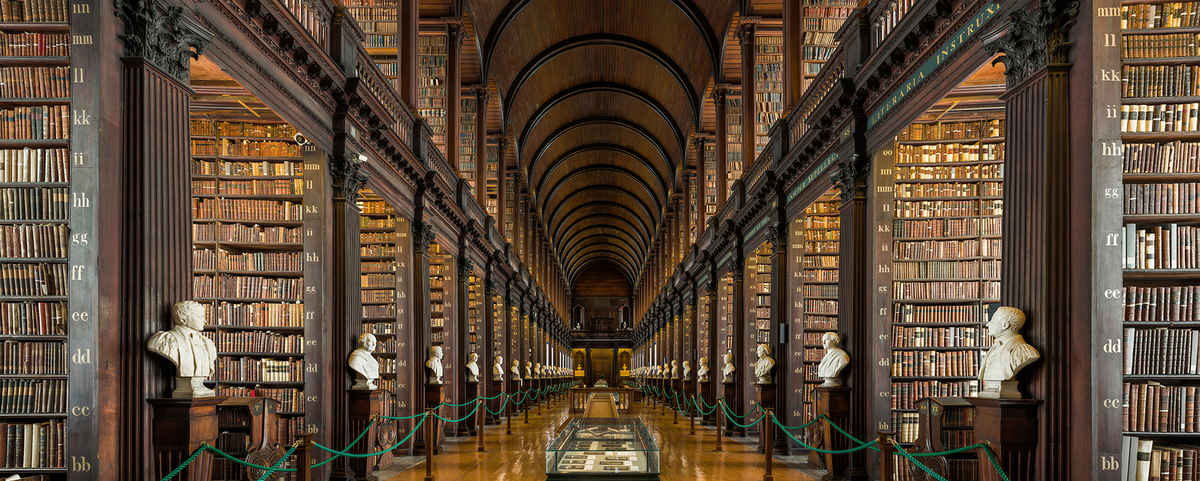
[688,392,695,435]
[476,399,485,452]
[424,408,436,481]
[672,388,679,424]
[524,389,530,424]
[762,409,774,481]
[506,392,513,434]
[878,432,895,481]
[714,399,724,452]
[298,433,313,481]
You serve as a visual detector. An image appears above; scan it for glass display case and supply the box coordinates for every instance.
[546,418,661,480]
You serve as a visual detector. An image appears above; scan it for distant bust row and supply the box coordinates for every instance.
[145,301,1040,400]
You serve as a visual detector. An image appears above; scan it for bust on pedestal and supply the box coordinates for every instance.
[147,300,218,398]
[466,352,480,383]
[721,351,736,384]
[753,344,774,385]
[347,331,384,479]
[976,307,1041,399]
[348,333,379,390]
[697,357,710,382]
[817,332,849,387]
[492,355,504,382]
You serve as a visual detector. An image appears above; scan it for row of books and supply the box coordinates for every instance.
[192,275,304,301]
[895,120,1005,141]
[204,302,304,328]
[361,289,394,303]
[0,105,66,140]
[0,32,65,57]
[192,179,302,196]
[1125,285,1200,322]
[359,217,395,230]
[893,218,1002,238]
[798,241,838,254]
[194,120,297,139]
[1123,223,1200,269]
[801,284,838,297]
[1126,184,1200,214]
[191,198,304,221]
[360,232,396,244]
[0,223,65,258]
[0,301,64,336]
[892,280,999,301]
[894,182,1001,198]
[205,331,304,354]
[1123,33,1200,58]
[1120,436,1200,481]
[1121,103,1200,133]
[889,349,979,377]
[0,0,67,22]
[0,148,66,184]
[0,263,64,296]
[890,326,991,348]
[895,143,1002,165]
[214,357,303,383]
[1122,2,1200,29]
[895,164,1004,181]
[895,199,1002,218]
[1123,64,1200,98]
[0,187,65,220]
[360,245,396,257]
[0,67,67,99]
[892,259,1000,280]
[0,378,62,414]
[1124,142,1200,174]
[1125,382,1200,433]
[893,238,1001,259]
[208,140,300,158]
[800,269,837,283]
[0,340,63,374]
[361,273,395,288]
[0,420,64,469]
[194,249,301,273]
[889,380,980,411]
[1124,327,1200,375]
[804,299,838,315]
[191,160,304,177]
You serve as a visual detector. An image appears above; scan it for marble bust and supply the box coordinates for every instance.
[670,360,680,379]
[466,352,480,383]
[348,332,380,390]
[492,355,505,381]
[147,300,219,398]
[696,357,710,382]
[817,332,850,387]
[753,344,775,384]
[511,359,523,383]
[721,351,735,384]
[524,361,533,380]
[681,361,692,380]
[425,346,444,385]
[977,307,1041,399]
[534,362,543,378]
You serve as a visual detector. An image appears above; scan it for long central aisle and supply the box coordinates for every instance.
[379,400,822,481]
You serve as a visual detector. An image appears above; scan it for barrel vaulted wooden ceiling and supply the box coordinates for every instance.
[462,0,742,288]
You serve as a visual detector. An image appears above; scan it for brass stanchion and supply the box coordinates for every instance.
[476,400,485,452]
[714,399,724,452]
[762,409,774,481]
[878,431,895,481]
[297,433,313,481]
[424,409,435,481]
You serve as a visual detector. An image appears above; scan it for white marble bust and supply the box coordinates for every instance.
[721,351,735,384]
[670,360,680,379]
[524,361,533,380]
[348,333,380,390]
[817,332,850,387]
[493,355,505,381]
[426,345,444,385]
[697,357,710,382]
[466,352,480,383]
[682,361,692,380]
[147,300,219,398]
[754,344,775,384]
[977,307,1041,399]
[511,359,523,383]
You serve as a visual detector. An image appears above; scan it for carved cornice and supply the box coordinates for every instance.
[736,21,757,47]
[990,0,1080,86]
[833,153,868,204]
[331,155,369,199]
[115,0,213,83]
[459,257,474,278]
[413,220,435,255]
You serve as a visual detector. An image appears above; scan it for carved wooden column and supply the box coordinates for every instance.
[694,138,709,237]
[738,22,757,172]
[410,172,434,453]
[766,214,789,453]
[482,260,498,423]
[782,0,803,111]
[714,88,730,210]
[497,137,508,237]
[399,0,418,104]
[114,3,213,478]
[702,259,719,425]
[446,21,462,168]
[475,89,489,206]
[453,255,474,435]
[834,152,871,481]
[730,233,746,434]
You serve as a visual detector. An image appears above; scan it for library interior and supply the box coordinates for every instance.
[0,0,1147,480]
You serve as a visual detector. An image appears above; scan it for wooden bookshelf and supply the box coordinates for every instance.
[485,141,499,218]
[754,32,783,154]
[358,193,399,400]
[344,0,399,92]
[1119,4,1200,468]
[725,92,743,195]
[418,33,447,157]
[703,141,718,223]
[800,0,855,93]
[460,96,477,189]
[466,269,481,359]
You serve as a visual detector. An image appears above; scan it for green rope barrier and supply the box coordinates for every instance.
[485,395,511,416]
[253,443,299,481]
[380,411,431,421]
[770,415,879,455]
[307,418,378,468]
[893,443,947,481]
[979,444,1012,481]
[207,443,298,472]
[311,413,427,459]
[158,444,208,481]
[719,402,765,428]
[903,442,1011,481]
[432,401,481,423]
[440,397,480,408]
[691,396,718,416]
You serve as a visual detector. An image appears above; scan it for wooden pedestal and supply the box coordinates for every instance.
[968,398,1040,481]
[756,382,786,454]
[488,380,504,424]
[348,390,384,480]
[421,383,445,455]
[722,381,738,432]
[700,379,716,425]
[459,381,478,435]
[815,386,851,481]
[149,396,225,481]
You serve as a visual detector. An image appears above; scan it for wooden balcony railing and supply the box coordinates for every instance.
[278,0,332,50]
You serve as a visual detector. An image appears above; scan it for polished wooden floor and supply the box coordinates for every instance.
[379,396,822,481]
